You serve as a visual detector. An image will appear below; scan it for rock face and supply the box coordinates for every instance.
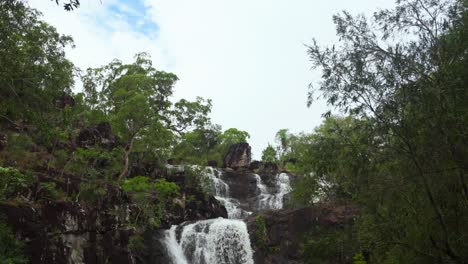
[164,187,228,227]
[223,143,251,168]
[1,193,134,264]
[247,201,360,264]
[1,167,227,264]
[75,122,117,149]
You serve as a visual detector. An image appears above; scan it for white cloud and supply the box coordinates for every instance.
[28,0,395,158]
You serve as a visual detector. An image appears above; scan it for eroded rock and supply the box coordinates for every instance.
[224,143,251,168]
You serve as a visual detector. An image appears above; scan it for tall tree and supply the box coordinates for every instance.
[82,53,178,179]
[0,0,74,134]
[306,0,468,262]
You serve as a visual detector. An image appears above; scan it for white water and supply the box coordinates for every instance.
[201,167,249,219]
[163,226,189,264]
[181,218,254,264]
[256,173,292,210]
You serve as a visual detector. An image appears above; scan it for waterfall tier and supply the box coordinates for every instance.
[162,167,292,264]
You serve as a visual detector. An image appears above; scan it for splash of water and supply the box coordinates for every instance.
[163,226,189,264]
[179,218,254,264]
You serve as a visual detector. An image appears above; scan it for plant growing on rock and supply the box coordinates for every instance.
[0,167,34,201]
[121,176,179,228]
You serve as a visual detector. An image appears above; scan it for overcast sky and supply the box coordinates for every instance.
[28,0,395,159]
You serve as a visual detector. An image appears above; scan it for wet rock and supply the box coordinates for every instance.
[207,160,218,167]
[75,122,117,149]
[164,187,228,228]
[249,161,278,175]
[247,201,360,264]
[224,142,251,168]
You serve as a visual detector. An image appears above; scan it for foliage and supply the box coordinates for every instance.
[121,176,179,227]
[255,215,267,248]
[0,167,34,201]
[353,253,367,264]
[298,0,468,263]
[261,144,278,163]
[0,0,74,145]
[39,182,66,201]
[0,218,27,264]
[171,126,250,166]
[301,225,358,264]
[128,234,146,255]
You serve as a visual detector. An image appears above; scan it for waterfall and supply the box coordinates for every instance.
[201,167,249,219]
[162,167,292,264]
[163,226,189,264]
[255,172,291,210]
[164,219,254,264]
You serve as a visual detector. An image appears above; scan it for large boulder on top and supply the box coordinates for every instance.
[223,142,251,168]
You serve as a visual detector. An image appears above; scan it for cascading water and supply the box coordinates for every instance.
[200,167,250,219]
[255,172,292,210]
[162,167,292,264]
[179,218,253,264]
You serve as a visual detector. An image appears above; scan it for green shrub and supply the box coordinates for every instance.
[39,182,66,201]
[255,215,267,248]
[0,167,34,201]
[353,252,367,264]
[0,218,28,264]
[121,177,179,228]
[128,234,146,255]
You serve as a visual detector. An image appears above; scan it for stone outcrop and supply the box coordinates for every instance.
[1,166,227,264]
[247,201,360,264]
[75,122,117,149]
[0,193,134,264]
[249,161,279,176]
[164,187,228,227]
[223,142,251,168]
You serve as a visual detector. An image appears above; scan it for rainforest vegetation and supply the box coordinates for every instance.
[0,0,467,263]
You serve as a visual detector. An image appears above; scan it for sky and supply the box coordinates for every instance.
[28,0,396,159]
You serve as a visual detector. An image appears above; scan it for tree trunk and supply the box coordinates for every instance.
[119,137,135,180]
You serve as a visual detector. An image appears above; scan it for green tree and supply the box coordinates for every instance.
[171,97,213,133]
[261,144,278,163]
[305,0,468,262]
[82,53,178,179]
[0,0,74,145]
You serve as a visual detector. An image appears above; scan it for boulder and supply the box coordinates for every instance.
[75,122,117,149]
[223,142,251,168]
